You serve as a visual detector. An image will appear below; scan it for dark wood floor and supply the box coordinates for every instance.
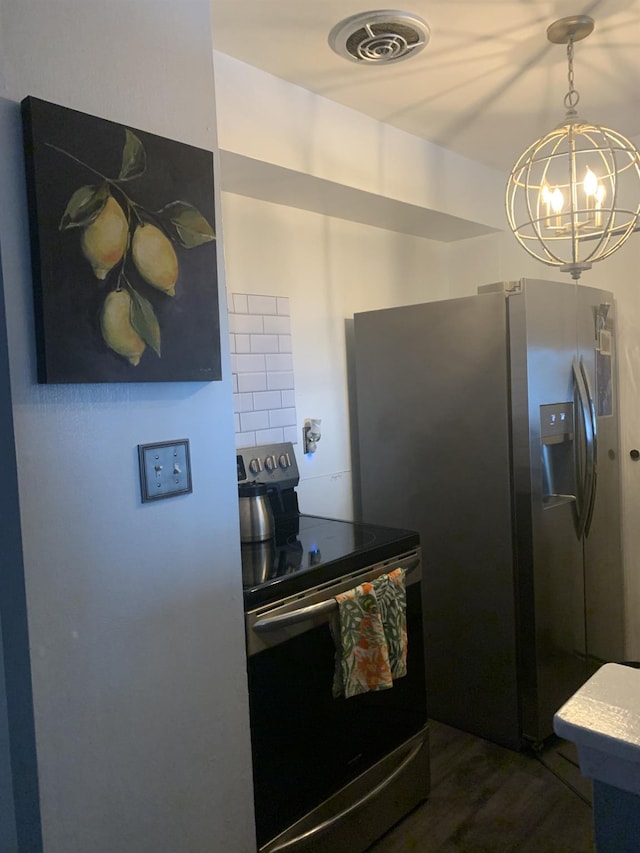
[369,721,595,853]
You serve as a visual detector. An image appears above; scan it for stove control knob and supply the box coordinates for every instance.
[249,457,263,475]
[265,455,276,473]
[279,453,291,469]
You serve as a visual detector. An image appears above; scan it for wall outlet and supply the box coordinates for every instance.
[138,439,192,503]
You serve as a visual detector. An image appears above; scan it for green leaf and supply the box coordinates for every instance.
[59,184,109,230]
[128,286,161,357]
[119,130,146,181]
[158,200,216,248]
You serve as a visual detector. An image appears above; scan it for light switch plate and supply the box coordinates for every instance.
[138,439,192,503]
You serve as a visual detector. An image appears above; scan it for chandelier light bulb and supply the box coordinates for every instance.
[583,167,597,200]
[505,15,640,280]
[551,187,564,215]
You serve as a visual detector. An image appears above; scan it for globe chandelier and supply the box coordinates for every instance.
[505,15,640,280]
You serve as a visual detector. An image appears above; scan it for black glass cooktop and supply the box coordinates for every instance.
[242,514,419,609]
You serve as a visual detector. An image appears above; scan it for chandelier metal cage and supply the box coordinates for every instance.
[505,15,640,280]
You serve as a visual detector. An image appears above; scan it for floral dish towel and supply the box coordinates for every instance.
[331,567,407,699]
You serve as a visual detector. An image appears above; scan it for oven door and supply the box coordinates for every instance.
[245,550,428,851]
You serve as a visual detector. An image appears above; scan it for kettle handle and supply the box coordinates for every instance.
[267,486,284,515]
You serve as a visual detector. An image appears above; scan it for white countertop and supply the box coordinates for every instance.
[554,663,640,795]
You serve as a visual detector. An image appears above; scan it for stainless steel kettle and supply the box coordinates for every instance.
[241,539,276,586]
[238,482,275,543]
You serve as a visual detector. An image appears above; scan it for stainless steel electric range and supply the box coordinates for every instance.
[237,442,430,853]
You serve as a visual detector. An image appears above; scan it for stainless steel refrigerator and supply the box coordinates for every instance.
[351,278,624,750]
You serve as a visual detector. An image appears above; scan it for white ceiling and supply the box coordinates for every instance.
[211,0,640,173]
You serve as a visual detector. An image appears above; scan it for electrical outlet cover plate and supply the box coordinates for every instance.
[138,439,192,503]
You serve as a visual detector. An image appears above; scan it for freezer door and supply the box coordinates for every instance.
[576,288,625,666]
[353,293,521,750]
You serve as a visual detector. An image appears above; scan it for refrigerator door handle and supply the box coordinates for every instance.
[572,357,595,539]
[580,356,598,537]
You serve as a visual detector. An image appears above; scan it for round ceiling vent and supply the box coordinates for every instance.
[328,10,430,65]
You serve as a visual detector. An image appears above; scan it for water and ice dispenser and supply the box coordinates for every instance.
[540,402,575,508]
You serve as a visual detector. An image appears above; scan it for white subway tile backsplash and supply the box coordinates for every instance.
[263,315,291,335]
[235,353,266,373]
[256,427,285,444]
[266,353,293,372]
[234,393,254,414]
[232,373,238,393]
[277,297,290,316]
[235,334,251,354]
[238,372,268,393]
[248,295,277,315]
[250,334,279,354]
[233,293,248,314]
[253,390,282,410]
[229,313,264,335]
[236,431,256,448]
[240,410,270,432]
[269,407,297,428]
[267,371,294,391]
[230,293,298,448]
[283,425,299,444]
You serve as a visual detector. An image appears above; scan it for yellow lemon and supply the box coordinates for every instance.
[131,223,178,296]
[101,289,145,366]
[81,196,129,280]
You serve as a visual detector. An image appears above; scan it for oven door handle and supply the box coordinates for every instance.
[253,598,337,632]
[267,732,428,852]
[253,556,420,634]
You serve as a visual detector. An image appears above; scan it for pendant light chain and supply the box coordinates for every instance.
[564,37,580,113]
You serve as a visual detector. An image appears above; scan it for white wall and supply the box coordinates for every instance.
[213,52,505,231]
[0,1,254,851]
[0,253,22,851]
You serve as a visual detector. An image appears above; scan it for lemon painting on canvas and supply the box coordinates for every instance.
[22,97,220,383]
